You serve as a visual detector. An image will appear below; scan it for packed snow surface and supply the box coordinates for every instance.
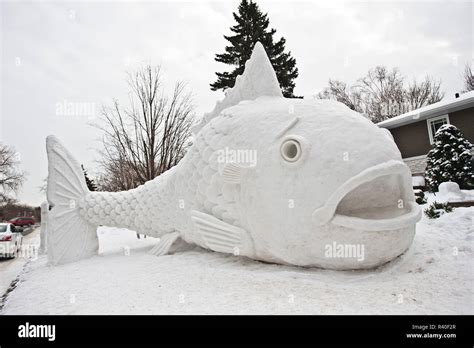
[1,207,472,315]
[412,176,425,187]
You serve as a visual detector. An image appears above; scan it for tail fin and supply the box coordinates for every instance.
[46,135,98,265]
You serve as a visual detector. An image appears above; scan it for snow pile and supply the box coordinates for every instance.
[97,227,158,255]
[1,213,472,315]
[436,182,473,202]
[425,182,474,204]
[412,176,425,187]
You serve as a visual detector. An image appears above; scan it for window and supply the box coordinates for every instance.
[427,114,449,144]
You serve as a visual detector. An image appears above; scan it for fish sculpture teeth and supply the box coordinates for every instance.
[46,42,421,269]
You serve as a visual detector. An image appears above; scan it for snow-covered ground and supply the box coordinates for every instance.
[1,207,472,315]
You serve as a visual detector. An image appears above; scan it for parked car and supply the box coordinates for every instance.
[9,216,35,227]
[0,223,23,258]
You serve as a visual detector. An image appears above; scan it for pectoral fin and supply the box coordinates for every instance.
[149,232,180,256]
[190,210,255,257]
[220,162,245,184]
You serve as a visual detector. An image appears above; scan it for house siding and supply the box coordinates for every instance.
[388,106,473,159]
[450,108,474,142]
[390,121,431,158]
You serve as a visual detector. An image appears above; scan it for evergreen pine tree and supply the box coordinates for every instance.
[210,0,299,98]
[81,165,97,191]
[424,124,473,192]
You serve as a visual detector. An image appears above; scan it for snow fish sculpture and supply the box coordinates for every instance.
[46,42,421,269]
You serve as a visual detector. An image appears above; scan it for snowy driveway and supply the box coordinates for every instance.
[0,208,472,315]
[0,227,39,305]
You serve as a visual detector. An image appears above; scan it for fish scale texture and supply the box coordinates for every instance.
[79,114,243,243]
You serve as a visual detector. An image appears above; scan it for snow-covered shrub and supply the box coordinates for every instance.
[433,201,453,212]
[414,189,427,205]
[424,204,440,219]
[424,124,473,192]
[424,201,453,219]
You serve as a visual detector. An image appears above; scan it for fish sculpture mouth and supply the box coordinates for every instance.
[312,160,421,231]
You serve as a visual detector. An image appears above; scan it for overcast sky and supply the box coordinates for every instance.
[1,0,472,206]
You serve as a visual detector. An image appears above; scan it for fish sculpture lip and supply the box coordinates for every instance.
[312,160,421,230]
[331,202,421,231]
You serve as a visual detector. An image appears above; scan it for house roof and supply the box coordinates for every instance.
[377,91,474,129]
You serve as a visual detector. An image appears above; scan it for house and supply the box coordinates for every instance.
[377,91,474,182]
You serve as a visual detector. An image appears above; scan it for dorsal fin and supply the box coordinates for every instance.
[193,42,283,133]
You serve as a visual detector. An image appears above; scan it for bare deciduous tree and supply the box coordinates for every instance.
[463,64,474,92]
[317,66,444,123]
[405,76,444,110]
[356,66,405,121]
[96,65,194,191]
[0,143,25,205]
[316,80,363,113]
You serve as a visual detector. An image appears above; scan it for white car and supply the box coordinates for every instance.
[0,223,23,258]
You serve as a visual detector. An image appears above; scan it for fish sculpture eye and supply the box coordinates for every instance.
[280,138,302,162]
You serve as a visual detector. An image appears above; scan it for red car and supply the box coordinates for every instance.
[9,217,35,227]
